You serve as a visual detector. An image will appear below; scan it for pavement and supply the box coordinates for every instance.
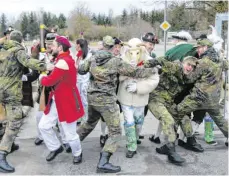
[1,43,228,175]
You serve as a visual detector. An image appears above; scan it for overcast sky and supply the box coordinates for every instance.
[1,0,162,18]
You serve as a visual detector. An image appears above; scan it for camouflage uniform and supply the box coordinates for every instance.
[77,49,153,154]
[144,57,198,143]
[176,41,229,138]
[0,39,46,153]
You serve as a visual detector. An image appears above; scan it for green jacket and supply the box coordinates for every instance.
[0,40,46,105]
[78,50,154,106]
[165,43,197,61]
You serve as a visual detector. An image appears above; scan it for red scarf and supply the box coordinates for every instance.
[76,50,83,59]
[137,61,144,67]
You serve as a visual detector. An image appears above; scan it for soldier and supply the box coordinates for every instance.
[77,35,155,173]
[175,38,229,147]
[144,56,204,165]
[0,30,51,173]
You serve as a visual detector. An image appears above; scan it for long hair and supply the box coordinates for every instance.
[76,39,88,59]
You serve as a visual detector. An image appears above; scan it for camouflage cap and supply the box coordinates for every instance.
[10,30,23,43]
[182,56,198,66]
[103,35,115,48]
[194,38,213,48]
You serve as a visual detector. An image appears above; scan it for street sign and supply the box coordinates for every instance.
[160,21,171,31]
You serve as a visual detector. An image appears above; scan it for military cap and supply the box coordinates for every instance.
[103,35,115,48]
[182,56,198,66]
[141,32,156,43]
[195,38,213,48]
[45,33,56,44]
[10,30,23,43]
[4,26,14,36]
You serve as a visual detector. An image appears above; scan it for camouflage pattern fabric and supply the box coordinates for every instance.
[77,104,121,153]
[0,104,23,152]
[78,50,154,106]
[0,40,46,107]
[177,47,229,137]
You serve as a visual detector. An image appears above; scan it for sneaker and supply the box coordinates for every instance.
[206,141,218,146]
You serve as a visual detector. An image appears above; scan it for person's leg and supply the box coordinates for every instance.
[121,105,136,158]
[38,101,63,161]
[0,105,23,173]
[97,104,122,173]
[34,111,44,145]
[60,121,82,164]
[77,105,101,141]
[148,100,185,165]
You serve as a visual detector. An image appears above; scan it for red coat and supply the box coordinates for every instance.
[41,51,84,123]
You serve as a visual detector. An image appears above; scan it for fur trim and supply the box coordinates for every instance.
[55,60,69,70]
[172,30,192,41]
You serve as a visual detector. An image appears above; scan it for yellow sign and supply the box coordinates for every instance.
[160,21,171,31]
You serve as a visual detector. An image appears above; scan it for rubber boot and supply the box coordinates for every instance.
[186,136,204,152]
[97,152,121,173]
[167,143,186,165]
[0,152,15,173]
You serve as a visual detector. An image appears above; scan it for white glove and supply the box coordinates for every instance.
[46,63,55,71]
[39,74,47,81]
[39,52,47,61]
[21,75,28,81]
[126,82,137,93]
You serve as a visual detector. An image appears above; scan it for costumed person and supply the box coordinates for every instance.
[77,35,154,173]
[99,37,124,148]
[140,32,158,140]
[144,56,204,165]
[0,30,50,173]
[117,38,159,158]
[38,36,84,164]
[76,39,91,126]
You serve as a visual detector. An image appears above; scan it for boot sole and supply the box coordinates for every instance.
[0,167,15,173]
[96,168,121,173]
[168,160,185,166]
[183,147,204,153]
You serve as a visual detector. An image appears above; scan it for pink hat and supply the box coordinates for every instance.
[56,35,71,48]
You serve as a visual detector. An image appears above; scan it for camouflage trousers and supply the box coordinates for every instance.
[0,104,23,153]
[177,101,228,138]
[121,104,145,152]
[77,103,121,153]
[148,99,193,143]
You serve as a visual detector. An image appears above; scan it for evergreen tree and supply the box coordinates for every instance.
[58,13,66,28]
[121,9,128,25]
[0,13,7,35]
[20,13,29,38]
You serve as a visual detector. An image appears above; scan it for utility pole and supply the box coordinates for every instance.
[164,0,167,53]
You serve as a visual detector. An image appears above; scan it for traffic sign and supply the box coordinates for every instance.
[160,21,171,31]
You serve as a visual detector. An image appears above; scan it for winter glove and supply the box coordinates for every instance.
[126,81,137,93]
[39,52,47,61]
[169,104,179,117]
[21,75,28,81]
[46,63,55,71]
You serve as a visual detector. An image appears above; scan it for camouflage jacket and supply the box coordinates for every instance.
[144,57,188,105]
[0,40,46,105]
[78,50,154,106]
[177,47,229,111]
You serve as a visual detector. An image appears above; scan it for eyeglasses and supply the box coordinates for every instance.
[46,33,56,40]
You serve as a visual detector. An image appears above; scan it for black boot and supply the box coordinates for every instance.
[149,135,161,144]
[46,146,64,161]
[137,140,141,144]
[73,153,82,165]
[225,140,228,147]
[139,135,144,139]
[185,136,204,152]
[178,139,186,147]
[167,143,186,165]
[34,138,43,146]
[126,150,137,158]
[10,143,19,154]
[0,152,15,173]
[97,152,121,173]
[63,143,72,153]
[100,135,108,148]
[156,144,170,155]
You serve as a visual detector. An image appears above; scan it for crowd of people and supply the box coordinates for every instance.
[0,25,228,174]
